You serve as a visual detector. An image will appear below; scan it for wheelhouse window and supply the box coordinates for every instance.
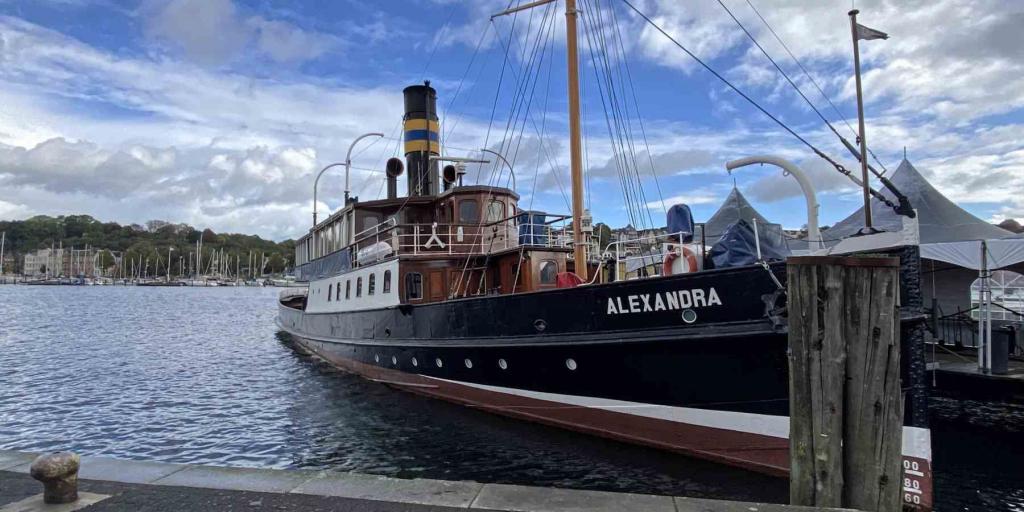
[368,273,376,295]
[459,199,479,224]
[356,277,363,297]
[539,260,558,285]
[328,283,333,301]
[346,280,351,299]
[486,200,505,223]
[362,214,381,232]
[335,282,341,301]
[405,272,423,300]
[383,270,392,293]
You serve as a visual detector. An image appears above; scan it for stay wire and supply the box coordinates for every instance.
[458,3,557,295]
[608,0,666,216]
[743,0,889,175]
[489,9,572,212]
[479,7,519,183]
[621,0,904,214]
[601,0,659,229]
[579,9,635,228]
[581,3,642,231]
[442,21,494,143]
[581,1,648,230]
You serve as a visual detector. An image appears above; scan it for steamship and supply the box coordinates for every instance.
[277,4,932,510]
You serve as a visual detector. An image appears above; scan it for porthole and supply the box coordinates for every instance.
[464,358,473,369]
[412,357,418,367]
[681,309,698,324]
[391,356,397,365]
[566,358,578,371]
[498,358,508,370]
[435,358,443,368]
[374,354,380,363]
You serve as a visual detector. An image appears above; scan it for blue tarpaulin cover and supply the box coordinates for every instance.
[666,204,695,243]
[709,219,790,269]
[295,248,352,281]
[518,211,548,245]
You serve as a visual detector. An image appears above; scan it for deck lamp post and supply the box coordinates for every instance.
[480,149,516,192]
[312,132,384,229]
[313,162,344,228]
[344,132,385,203]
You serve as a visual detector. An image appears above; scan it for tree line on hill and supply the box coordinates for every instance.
[0,215,294,276]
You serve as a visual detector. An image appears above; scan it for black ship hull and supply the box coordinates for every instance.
[277,256,932,509]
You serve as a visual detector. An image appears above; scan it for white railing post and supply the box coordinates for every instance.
[615,241,621,281]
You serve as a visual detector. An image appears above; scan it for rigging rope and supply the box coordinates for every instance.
[716,0,917,216]
[620,0,911,218]
[742,0,889,175]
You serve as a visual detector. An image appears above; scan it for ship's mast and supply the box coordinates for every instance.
[493,0,588,280]
[564,0,586,280]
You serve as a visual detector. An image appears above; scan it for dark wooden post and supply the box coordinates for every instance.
[788,256,903,512]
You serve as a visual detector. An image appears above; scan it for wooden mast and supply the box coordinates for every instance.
[492,0,588,280]
[565,0,587,280]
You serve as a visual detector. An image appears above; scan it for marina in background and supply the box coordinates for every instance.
[0,285,1019,510]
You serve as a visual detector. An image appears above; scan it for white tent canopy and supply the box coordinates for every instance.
[698,187,777,242]
[921,240,1024,271]
[824,159,1014,243]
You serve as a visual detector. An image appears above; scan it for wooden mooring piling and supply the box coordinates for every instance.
[787,256,903,512]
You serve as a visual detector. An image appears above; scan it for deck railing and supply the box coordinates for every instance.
[602,227,706,282]
[347,214,574,267]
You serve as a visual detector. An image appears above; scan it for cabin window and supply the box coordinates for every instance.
[383,270,392,293]
[362,214,381,233]
[459,199,479,224]
[539,260,558,285]
[356,277,363,297]
[346,280,351,299]
[486,200,505,223]
[368,273,376,295]
[328,283,332,301]
[335,282,341,301]
[405,272,423,300]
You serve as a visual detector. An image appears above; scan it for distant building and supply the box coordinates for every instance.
[63,248,97,277]
[23,248,58,277]
[22,247,100,277]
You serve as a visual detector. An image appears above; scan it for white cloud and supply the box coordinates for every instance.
[1,0,1023,242]
[142,0,335,66]
[645,190,721,211]
[142,0,250,65]
[248,17,333,64]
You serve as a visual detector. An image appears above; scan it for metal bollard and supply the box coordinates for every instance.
[29,451,80,504]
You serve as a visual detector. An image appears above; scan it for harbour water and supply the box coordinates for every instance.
[0,285,1019,510]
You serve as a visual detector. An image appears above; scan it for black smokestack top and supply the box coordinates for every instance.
[403,81,439,197]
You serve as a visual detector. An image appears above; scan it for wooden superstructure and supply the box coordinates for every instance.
[296,181,574,310]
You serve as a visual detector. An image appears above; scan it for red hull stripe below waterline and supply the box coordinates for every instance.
[295,337,932,510]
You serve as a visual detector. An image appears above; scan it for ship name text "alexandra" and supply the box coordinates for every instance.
[606,288,722,315]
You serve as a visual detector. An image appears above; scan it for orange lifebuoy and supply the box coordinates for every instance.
[663,245,699,275]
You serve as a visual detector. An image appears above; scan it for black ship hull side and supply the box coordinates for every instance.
[277,257,933,509]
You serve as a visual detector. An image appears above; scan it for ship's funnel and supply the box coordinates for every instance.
[403,82,439,197]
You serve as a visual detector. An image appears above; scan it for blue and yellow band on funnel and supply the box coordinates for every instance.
[403,119,440,153]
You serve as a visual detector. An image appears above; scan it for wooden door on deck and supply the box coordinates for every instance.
[428,270,445,302]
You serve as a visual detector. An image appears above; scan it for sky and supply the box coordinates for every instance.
[0,0,1021,241]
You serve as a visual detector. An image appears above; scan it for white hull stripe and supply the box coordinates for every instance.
[424,377,931,461]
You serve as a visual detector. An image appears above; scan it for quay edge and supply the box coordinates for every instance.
[0,450,858,512]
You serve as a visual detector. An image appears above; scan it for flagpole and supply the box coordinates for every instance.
[849,9,873,231]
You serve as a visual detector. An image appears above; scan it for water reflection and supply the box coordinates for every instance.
[0,286,1019,508]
